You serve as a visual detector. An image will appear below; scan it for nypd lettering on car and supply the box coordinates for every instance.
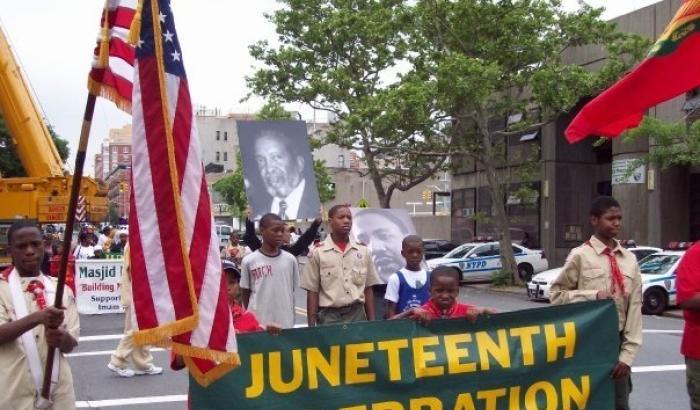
[427,241,548,282]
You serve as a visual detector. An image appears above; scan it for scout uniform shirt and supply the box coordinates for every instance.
[0,273,80,409]
[301,236,381,308]
[549,236,643,366]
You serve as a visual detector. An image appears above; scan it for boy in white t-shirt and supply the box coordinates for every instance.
[384,235,430,318]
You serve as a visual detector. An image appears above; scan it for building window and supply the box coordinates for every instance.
[216,131,220,141]
[223,152,228,162]
[216,151,220,162]
[338,154,345,168]
[224,131,228,141]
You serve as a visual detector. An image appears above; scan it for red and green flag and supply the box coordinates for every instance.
[566,0,700,143]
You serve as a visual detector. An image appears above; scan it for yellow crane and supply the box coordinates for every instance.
[0,25,108,262]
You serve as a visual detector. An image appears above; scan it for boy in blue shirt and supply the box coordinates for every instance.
[384,235,430,318]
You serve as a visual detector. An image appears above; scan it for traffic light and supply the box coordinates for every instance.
[422,190,432,202]
[119,182,127,192]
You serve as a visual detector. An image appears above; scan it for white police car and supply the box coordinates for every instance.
[639,250,684,315]
[426,241,548,282]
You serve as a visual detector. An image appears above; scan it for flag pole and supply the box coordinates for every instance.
[41,93,98,400]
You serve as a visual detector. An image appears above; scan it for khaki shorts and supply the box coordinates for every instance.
[687,357,700,410]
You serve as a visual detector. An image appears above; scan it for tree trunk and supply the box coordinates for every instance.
[363,141,393,208]
[478,113,520,285]
[484,170,520,285]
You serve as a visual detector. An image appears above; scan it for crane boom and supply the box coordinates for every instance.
[0,25,64,177]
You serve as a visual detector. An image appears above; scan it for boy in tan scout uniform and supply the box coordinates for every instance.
[550,196,642,410]
[0,221,79,409]
[302,205,381,325]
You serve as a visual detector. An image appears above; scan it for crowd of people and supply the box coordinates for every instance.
[0,196,698,409]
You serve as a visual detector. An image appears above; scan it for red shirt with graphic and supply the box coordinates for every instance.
[677,242,700,359]
[421,299,475,319]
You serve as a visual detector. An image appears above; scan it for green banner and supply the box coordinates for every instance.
[191,300,619,410]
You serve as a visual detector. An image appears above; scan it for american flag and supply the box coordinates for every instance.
[125,0,239,384]
[88,0,136,113]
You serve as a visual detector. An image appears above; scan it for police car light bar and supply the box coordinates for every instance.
[667,241,695,250]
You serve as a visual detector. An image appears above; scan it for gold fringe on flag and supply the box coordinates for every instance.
[184,357,239,388]
[87,78,132,113]
[127,0,144,45]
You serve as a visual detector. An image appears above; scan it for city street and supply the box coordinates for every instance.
[69,285,689,409]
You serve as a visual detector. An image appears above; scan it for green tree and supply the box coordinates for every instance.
[213,152,248,216]
[622,116,700,168]
[257,99,293,121]
[314,159,335,202]
[409,0,649,284]
[246,0,447,208]
[0,116,70,177]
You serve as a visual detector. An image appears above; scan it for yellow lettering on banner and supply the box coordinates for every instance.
[413,337,445,378]
[544,322,576,362]
[307,346,341,389]
[444,334,476,374]
[561,376,590,410]
[524,381,558,410]
[509,386,522,410]
[477,388,507,410]
[373,402,405,410]
[245,353,265,399]
[476,330,511,370]
[453,393,476,410]
[339,406,367,410]
[509,326,540,366]
[346,342,377,384]
[269,350,304,394]
[378,339,409,381]
[410,397,443,410]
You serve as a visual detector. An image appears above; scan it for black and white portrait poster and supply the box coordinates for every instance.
[350,208,418,283]
[237,121,321,220]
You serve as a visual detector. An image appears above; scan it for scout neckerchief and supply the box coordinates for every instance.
[7,268,60,409]
[585,240,626,296]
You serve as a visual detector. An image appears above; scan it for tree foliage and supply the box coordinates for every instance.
[406,0,648,284]
[0,116,70,177]
[246,0,447,208]
[246,0,649,282]
[622,116,700,168]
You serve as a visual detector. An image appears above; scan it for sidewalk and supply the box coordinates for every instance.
[465,282,684,320]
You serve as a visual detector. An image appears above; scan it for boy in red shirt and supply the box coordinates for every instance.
[677,242,700,409]
[393,266,495,323]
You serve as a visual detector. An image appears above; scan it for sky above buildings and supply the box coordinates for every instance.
[0,0,664,174]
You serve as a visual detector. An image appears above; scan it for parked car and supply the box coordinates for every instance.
[638,250,683,315]
[625,245,663,261]
[423,239,457,260]
[427,241,548,282]
[527,267,561,301]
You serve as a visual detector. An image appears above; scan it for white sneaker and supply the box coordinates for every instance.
[134,364,163,376]
[108,363,135,378]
